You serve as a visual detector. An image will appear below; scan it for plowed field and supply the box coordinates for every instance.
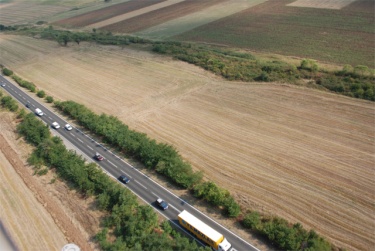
[0,35,374,251]
[101,0,227,33]
[55,0,166,27]
[174,0,375,67]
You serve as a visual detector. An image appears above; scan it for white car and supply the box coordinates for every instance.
[65,124,73,131]
[52,122,60,129]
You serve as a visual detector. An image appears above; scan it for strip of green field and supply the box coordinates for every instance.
[173,1,374,67]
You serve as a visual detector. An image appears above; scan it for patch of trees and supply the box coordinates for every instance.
[11,75,37,92]
[1,95,19,112]
[241,211,332,251]
[151,43,374,101]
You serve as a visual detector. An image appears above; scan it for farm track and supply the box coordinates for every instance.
[0,35,374,251]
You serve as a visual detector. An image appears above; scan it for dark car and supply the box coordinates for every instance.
[156,198,168,210]
[118,175,130,184]
[25,102,30,108]
[95,152,104,161]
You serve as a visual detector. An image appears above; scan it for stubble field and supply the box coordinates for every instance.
[0,35,374,250]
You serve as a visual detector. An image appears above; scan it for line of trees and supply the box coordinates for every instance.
[0,94,209,251]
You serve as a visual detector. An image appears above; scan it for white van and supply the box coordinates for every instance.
[35,108,44,116]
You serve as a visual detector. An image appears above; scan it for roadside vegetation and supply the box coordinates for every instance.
[0,89,210,251]
[4,25,374,101]
[1,70,336,250]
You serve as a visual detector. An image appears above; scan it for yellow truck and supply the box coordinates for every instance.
[178,210,232,251]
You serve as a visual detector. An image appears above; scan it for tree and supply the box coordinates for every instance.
[57,32,71,46]
[37,90,46,98]
[2,68,13,76]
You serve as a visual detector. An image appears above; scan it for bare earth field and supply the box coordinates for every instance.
[0,35,374,251]
[174,0,375,67]
[54,0,165,28]
[100,0,228,33]
[0,110,102,251]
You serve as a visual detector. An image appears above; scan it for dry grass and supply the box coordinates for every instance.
[0,35,374,251]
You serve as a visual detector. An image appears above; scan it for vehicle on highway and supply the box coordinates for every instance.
[118,175,130,184]
[156,198,168,210]
[95,152,104,161]
[52,122,60,129]
[25,102,30,108]
[178,210,232,251]
[1,83,5,87]
[35,108,44,116]
[65,124,73,131]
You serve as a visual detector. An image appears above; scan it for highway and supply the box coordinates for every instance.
[0,75,260,251]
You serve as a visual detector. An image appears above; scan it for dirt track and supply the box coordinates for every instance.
[0,35,374,251]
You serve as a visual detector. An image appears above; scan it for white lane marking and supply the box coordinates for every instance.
[22,97,25,100]
[87,145,93,151]
[77,138,83,143]
[48,116,52,120]
[14,91,17,93]
[70,133,75,137]
[134,180,147,190]
[107,160,117,168]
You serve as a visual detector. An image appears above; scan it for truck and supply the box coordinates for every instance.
[35,108,43,116]
[178,210,232,251]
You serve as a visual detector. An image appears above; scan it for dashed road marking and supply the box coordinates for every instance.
[77,138,83,143]
[87,145,93,150]
[107,160,117,168]
[134,180,147,190]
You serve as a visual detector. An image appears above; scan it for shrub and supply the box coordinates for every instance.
[2,68,13,76]
[37,90,46,98]
[45,96,54,103]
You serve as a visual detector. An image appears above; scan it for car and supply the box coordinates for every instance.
[95,152,104,161]
[25,102,30,108]
[52,122,60,129]
[1,83,5,87]
[118,175,130,184]
[65,124,73,131]
[35,108,43,116]
[156,198,168,210]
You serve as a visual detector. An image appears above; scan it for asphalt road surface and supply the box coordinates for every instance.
[0,75,260,251]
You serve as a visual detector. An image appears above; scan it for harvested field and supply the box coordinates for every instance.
[174,0,375,67]
[54,0,165,28]
[100,0,227,33]
[0,35,374,251]
[0,2,70,25]
[287,0,356,9]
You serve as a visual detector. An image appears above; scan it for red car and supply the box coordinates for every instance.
[95,153,104,161]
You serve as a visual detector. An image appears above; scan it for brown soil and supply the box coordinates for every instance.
[54,0,166,27]
[0,35,374,251]
[0,110,103,251]
[101,0,228,33]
